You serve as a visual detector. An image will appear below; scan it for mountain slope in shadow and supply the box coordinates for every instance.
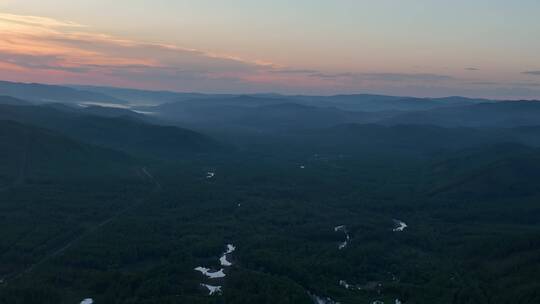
[0,120,136,185]
[426,143,540,198]
[0,81,125,105]
[0,104,222,160]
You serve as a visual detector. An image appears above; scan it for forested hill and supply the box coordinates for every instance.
[0,103,223,160]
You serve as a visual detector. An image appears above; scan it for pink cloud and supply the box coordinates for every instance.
[1,12,536,98]
[0,12,280,89]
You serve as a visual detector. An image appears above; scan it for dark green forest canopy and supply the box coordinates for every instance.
[1,91,540,304]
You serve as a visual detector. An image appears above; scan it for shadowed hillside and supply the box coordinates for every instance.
[0,104,223,160]
[0,120,136,185]
[0,81,125,105]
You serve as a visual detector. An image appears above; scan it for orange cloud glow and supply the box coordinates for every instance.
[1,12,536,98]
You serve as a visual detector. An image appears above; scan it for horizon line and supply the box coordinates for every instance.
[1,79,538,102]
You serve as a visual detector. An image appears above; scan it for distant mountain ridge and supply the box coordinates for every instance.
[0,81,127,105]
[2,80,540,135]
[384,100,540,127]
[0,80,526,112]
[151,96,396,132]
[70,85,235,106]
[0,95,32,106]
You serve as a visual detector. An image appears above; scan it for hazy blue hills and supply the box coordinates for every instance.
[2,81,540,156]
[80,105,148,120]
[70,85,234,106]
[143,92,488,113]
[384,100,540,127]
[0,95,33,106]
[153,95,297,112]
[0,80,528,117]
[284,94,489,112]
[153,98,391,131]
[0,81,126,105]
[27,102,153,122]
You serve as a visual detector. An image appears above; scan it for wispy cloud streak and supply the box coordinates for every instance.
[0,12,538,98]
[0,12,278,90]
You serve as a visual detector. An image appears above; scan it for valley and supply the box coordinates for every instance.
[0,83,539,303]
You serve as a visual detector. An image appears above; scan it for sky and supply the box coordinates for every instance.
[0,0,539,98]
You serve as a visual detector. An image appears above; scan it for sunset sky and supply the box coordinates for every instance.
[1,0,539,98]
